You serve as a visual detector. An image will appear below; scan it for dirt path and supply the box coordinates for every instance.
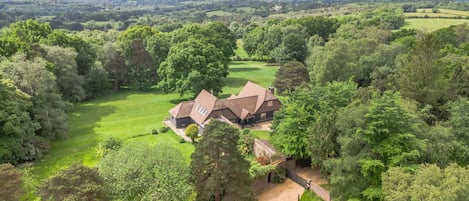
[256,178,305,201]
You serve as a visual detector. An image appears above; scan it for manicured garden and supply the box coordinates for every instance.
[27,61,278,187]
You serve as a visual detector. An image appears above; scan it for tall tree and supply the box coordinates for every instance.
[42,45,86,102]
[273,61,310,95]
[99,42,127,91]
[38,163,107,201]
[0,163,23,200]
[45,30,97,76]
[158,38,229,96]
[119,26,158,90]
[1,19,52,56]
[99,143,191,201]
[324,92,423,201]
[271,25,308,64]
[84,61,111,99]
[271,81,356,161]
[1,54,68,139]
[396,33,450,112]
[191,120,253,201]
[0,78,40,164]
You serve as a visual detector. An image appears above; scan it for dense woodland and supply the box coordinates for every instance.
[1,0,469,200]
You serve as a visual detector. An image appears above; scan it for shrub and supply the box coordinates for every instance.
[179,137,186,143]
[159,126,170,133]
[272,167,286,183]
[103,137,122,151]
[0,164,23,200]
[151,129,159,135]
[22,136,50,161]
[237,129,255,156]
[185,124,199,142]
[249,162,276,179]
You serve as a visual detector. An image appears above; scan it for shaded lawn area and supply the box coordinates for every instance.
[28,61,278,187]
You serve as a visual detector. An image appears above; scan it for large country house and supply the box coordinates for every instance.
[169,81,281,128]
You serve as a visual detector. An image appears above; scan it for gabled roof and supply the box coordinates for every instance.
[223,96,258,117]
[237,81,276,112]
[169,81,280,126]
[169,101,194,118]
[189,90,217,125]
[240,108,254,120]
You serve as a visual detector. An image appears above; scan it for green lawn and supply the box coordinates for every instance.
[221,61,278,97]
[25,61,278,197]
[234,39,250,59]
[251,130,271,141]
[402,18,469,31]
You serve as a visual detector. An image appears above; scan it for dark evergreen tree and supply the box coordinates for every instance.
[191,120,253,201]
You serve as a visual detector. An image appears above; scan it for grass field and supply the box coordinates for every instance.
[25,61,278,197]
[234,39,250,60]
[206,10,233,17]
[405,8,469,18]
[402,18,469,31]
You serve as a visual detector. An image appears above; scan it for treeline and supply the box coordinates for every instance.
[0,19,235,165]
[243,8,469,201]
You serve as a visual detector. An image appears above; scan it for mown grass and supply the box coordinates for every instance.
[402,18,469,31]
[251,130,271,141]
[234,39,250,60]
[26,61,278,197]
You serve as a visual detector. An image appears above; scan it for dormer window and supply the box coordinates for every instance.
[267,101,273,107]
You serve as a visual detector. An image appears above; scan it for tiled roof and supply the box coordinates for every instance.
[169,101,194,118]
[169,81,279,126]
[224,96,258,117]
[240,108,254,120]
[189,90,217,125]
[237,81,276,112]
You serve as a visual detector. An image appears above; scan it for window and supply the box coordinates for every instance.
[260,113,266,119]
[196,105,208,116]
[267,101,273,107]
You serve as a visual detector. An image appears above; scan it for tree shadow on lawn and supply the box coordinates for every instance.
[32,101,120,181]
[229,67,261,72]
[225,77,250,89]
[169,97,192,105]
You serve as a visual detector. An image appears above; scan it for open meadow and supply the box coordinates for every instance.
[404,8,469,18]
[25,61,278,196]
[402,18,469,31]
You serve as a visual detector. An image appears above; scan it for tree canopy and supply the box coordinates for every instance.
[38,163,107,201]
[191,120,253,201]
[99,143,192,201]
